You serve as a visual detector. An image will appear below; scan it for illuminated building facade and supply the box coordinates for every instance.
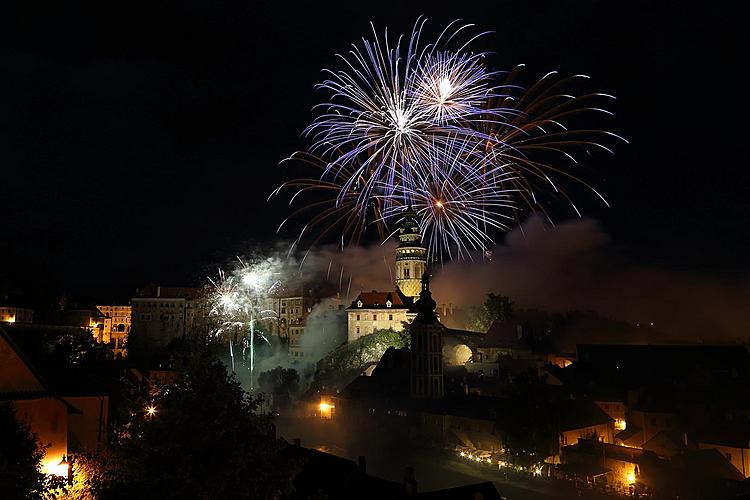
[394,206,427,301]
[95,305,131,358]
[0,306,34,324]
[346,211,426,342]
[346,291,410,342]
[1,326,110,476]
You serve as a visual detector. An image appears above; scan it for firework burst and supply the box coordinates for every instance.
[274,18,624,261]
[208,259,279,386]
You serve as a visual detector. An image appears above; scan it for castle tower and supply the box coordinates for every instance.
[394,206,427,302]
[409,273,444,399]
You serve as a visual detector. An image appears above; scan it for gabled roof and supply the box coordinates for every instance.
[0,326,49,394]
[280,444,402,500]
[643,430,687,457]
[671,449,745,481]
[0,326,81,414]
[418,481,503,500]
[616,425,643,444]
[347,290,409,310]
[558,399,614,432]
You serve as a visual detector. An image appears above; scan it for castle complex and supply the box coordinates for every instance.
[346,207,428,342]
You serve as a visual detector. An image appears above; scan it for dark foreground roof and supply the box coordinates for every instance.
[418,481,503,500]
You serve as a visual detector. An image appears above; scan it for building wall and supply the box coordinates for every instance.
[96,305,131,357]
[629,409,678,446]
[698,442,750,478]
[64,395,109,452]
[14,398,69,476]
[131,297,208,356]
[0,307,34,324]
[347,308,409,342]
[288,325,307,359]
[410,323,444,399]
[394,246,426,300]
[595,401,627,431]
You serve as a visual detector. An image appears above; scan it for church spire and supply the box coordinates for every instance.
[414,272,437,324]
[409,271,444,399]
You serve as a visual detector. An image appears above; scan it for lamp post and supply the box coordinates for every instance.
[58,455,72,485]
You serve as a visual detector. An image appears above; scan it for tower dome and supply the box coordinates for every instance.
[394,206,427,301]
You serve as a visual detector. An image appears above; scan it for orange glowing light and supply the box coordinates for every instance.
[318,401,334,419]
[145,405,157,417]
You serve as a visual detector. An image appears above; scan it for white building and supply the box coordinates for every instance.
[346,207,427,342]
[346,291,412,342]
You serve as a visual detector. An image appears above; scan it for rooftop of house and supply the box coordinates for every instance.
[670,448,745,482]
[0,326,82,414]
[558,398,614,432]
[417,481,503,500]
[280,442,402,500]
[564,438,645,463]
[347,290,411,310]
[1,324,113,397]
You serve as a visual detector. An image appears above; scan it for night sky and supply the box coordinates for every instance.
[1,0,748,302]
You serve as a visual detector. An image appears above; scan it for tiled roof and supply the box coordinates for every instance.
[347,291,408,309]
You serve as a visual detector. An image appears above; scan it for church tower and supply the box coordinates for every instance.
[409,273,444,399]
[394,207,427,302]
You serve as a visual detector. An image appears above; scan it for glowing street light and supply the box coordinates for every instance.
[145,405,157,418]
[626,470,636,484]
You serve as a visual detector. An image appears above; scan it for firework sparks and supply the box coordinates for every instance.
[208,259,279,388]
[274,18,624,261]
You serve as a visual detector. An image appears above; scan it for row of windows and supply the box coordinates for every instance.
[355,313,394,321]
[135,302,184,309]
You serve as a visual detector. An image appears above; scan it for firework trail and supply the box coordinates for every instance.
[208,259,279,389]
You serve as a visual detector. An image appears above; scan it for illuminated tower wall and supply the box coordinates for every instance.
[394,207,427,301]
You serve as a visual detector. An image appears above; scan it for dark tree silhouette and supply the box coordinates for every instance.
[0,402,53,499]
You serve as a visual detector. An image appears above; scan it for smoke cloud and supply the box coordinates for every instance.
[297,214,750,344]
[430,214,750,343]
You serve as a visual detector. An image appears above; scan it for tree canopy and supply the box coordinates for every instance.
[468,293,515,332]
[0,401,61,500]
[82,344,299,499]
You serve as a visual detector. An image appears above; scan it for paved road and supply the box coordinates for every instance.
[277,416,622,500]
